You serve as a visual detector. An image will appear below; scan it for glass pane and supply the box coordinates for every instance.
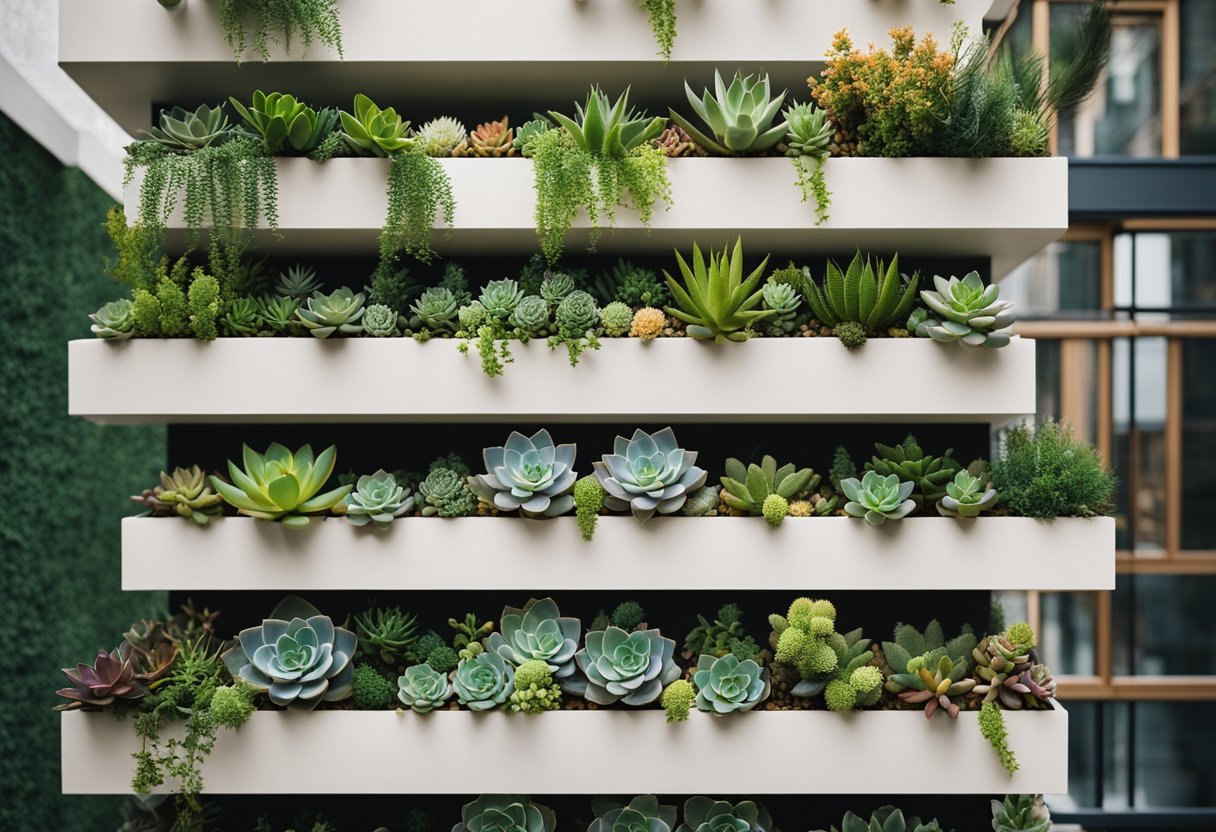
[1112,337,1167,552]
[1002,240,1103,317]
[1039,592,1097,676]
[1035,339,1062,422]
[1114,575,1216,675]
[1120,231,1216,312]
[1182,340,1216,549]
[1135,702,1216,807]
[1055,700,1100,810]
[1180,0,1216,154]
[1055,8,1163,158]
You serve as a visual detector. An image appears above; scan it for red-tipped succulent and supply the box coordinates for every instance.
[55,647,149,711]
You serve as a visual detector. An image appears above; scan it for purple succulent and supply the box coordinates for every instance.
[55,647,149,711]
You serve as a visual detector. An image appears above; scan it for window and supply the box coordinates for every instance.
[1180,0,1216,154]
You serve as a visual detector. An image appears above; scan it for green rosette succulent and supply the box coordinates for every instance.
[917,271,1016,349]
[693,653,770,715]
[783,101,832,159]
[147,104,233,151]
[419,466,477,517]
[397,662,453,713]
[592,427,708,522]
[600,301,633,337]
[363,303,400,337]
[574,626,680,706]
[452,796,557,832]
[90,299,136,340]
[417,116,467,157]
[221,595,356,710]
[937,469,998,518]
[555,289,600,335]
[513,116,553,157]
[539,272,576,306]
[480,278,525,319]
[452,652,515,711]
[410,286,460,334]
[670,70,788,155]
[339,93,416,157]
[131,465,224,525]
[510,295,551,337]
[761,281,802,337]
[210,442,351,528]
[813,807,948,832]
[991,795,1051,832]
[675,798,775,832]
[466,429,577,518]
[222,296,263,336]
[342,469,415,530]
[296,287,366,338]
[588,796,677,832]
[720,454,817,526]
[549,86,665,159]
[840,471,915,526]
[229,91,337,154]
[867,435,961,509]
[485,597,581,689]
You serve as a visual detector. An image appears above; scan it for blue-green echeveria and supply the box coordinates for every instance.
[452,652,515,711]
[592,427,708,522]
[840,471,916,526]
[397,662,453,713]
[574,626,680,706]
[485,597,581,690]
[693,653,771,715]
[588,796,677,832]
[675,799,775,832]
[221,595,355,710]
[342,469,415,530]
[467,429,577,518]
[452,796,557,832]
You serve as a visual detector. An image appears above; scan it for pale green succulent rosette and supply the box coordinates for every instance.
[675,798,775,832]
[343,469,414,530]
[936,469,998,518]
[588,795,677,832]
[397,663,453,713]
[592,427,708,522]
[452,652,515,711]
[840,471,915,527]
[692,653,770,715]
[669,70,788,155]
[295,287,366,338]
[210,442,351,528]
[467,429,577,518]
[917,271,1015,349]
[485,597,581,689]
[451,796,557,832]
[574,625,680,706]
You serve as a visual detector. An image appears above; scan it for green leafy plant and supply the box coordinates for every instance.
[592,427,708,522]
[508,659,562,715]
[296,287,366,337]
[675,798,775,832]
[684,603,760,662]
[980,700,1020,775]
[720,454,817,527]
[351,663,396,710]
[991,795,1052,832]
[397,663,453,713]
[881,620,977,719]
[916,271,1016,348]
[663,238,773,342]
[992,421,1115,518]
[783,101,833,223]
[275,263,322,299]
[574,626,680,705]
[639,0,677,63]
[342,470,414,530]
[90,299,136,340]
[452,652,515,711]
[840,471,915,526]
[353,606,418,666]
[229,91,337,154]
[130,466,224,525]
[218,0,342,62]
[937,469,998,517]
[692,653,770,715]
[670,70,789,155]
[210,442,350,527]
[866,435,961,509]
[804,251,919,348]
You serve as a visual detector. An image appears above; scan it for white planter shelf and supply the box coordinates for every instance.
[61,0,991,135]
[61,705,1067,795]
[123,157,1067,279]
[121,515,1115,592]
[69,336,1036,425]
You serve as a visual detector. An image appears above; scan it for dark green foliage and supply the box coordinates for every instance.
[829,446,857,491]
[428,453,470,478]
[684,603,760,661]
[639,0,677,63]
[381,150,455,265]
[218,0,343,62]
[992,421,1116,518]
[426,646,459,673]
[353,606,418,666]
[186,269,221,340]
[406,631,447,665]
[610,600,646,630]
[592,258,671,308]
[367,261,423,314]
[517,253,550,296]
[351,664,396,710]
[103,207,162,291]
[1,112,163,829]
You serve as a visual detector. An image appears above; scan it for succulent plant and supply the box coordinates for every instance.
[593,427,708,522]
[575,625,680,706]
[840,471,915,526]
[485,597,581,689]
[352,662,397,709]
[505,294,548,338]
[452,796,556,832]
[600,301,633,336]
[720,455,817,527]
[664,239,773,343]
[670,70,788,155]
[466,430,577,518]
[539,271,576,306]
[991,795,1052,832]
[275,264,323,299]
[918,272,1015,348]
[508,659,563,715]
[257,293,302,334]
[937,469,998,517]
[589,796,677,832]
[549,87,665,159]
[812,807,948,832]
[130,465,224,525]
[681,484,721,517]
[146,103,233,151]
[652,124,704,157]
[396,663,453,713]
[972,627,1054,710]
[362,303,400,337]
[893,654,975,719]
[90,299,136,340]
[339,93,416,157]
[419,466,477,517]
[408,286,460,335]
[761,281,802,336]
[824,664,884,712]
[867,435,961,509]
[783,101,833,159]
[630,307,666,340]
[692,653,770,714]
[513,116,553,156]
[555,289,600,334]
[805,251,920,347]
[769,598,873,698]
[210,442,351,528]
[452,651,515,711]
[574,475,605,542]
[684,603,759,661]
[675,798,775,832]
[353,605,418,665]
[229,91,337,154]
[54,647,149,710]
[221,295,263,336]
[478,278,525,319]
[451,116,516,157]
[296,287,366,338]
[342,470,414,530]
[417,116,467,157]
[882,620,977,718]
[221,595,355,710]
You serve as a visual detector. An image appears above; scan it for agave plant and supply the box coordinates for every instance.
[917,271,1016,348]
[592,427,708,522]
[54,647,149,711]
[296,287,366,338]
[937,469,998,518]
[452,796,557,832]
[397,663,453,713]
[89,299,136,340]
[588,796,677,832]
[221,595,356,710]
[130,465,224,525]
[670,70,788,155]
[466,429,577,518]
[342,469,414,530]
[663,238,774,343]
[575,625,680,706]
[720,455,817,527]
[693,653,770,714]
[452,652,515,711]
[549,87,665,159]
[866,435,961,509]
[339,93,416,157]
[210,442,351,528]
[485,597,581,687]
[275,264,323,299]
[804,251,920,347]
[991,795,1052,832]
[229,90,337,154]
[812,807,948,832]
[146,103,233,151]
[840,471,915,526]
[675,798,775,832]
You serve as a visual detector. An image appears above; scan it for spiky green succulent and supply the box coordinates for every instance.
[90,299,136,340]
[783,101,832,159]
[991,795,1051,832]
[675,798,775,832]
[210,443,350,528]
[917,271,1015,348]
[575,626,680,706]
[600,301,633,336]
[396,662,453,713]
[867,435,961,508]
[418,466,477,517]
[804,251,919,347]
[229,91,337,154]
[509,295,551,337]
[549,86,665,159]
[342,469,414,530]
[339,93,416,157]
[670,70,788,155]
[130,465,223,525]
[452,652,515,711]
[720,454,817,526]
[257,293,301,334]
[362,303,399,337]
[761,281,802,336]
[937,469,998,517]
[812,807,948,832]
[882,620,978,718]
[467,430,577,518]
[417,116,467,157]
[296,287,366,338]
[693,653,770,715]
[353,606,418,666]
[592,427,708,522]
[452,796,556,832]
[147,104,233,151]
[410,286,460,334]
[275,264,323,299]
[664,238,774,343]
[840,471,915,526]
[222,295,263,336]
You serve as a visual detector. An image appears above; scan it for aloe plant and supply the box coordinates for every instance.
[663,238,773,343]
[548,86,665,160]
[805,251,920,347]
[229,90,337,154]
[670,70,788,155]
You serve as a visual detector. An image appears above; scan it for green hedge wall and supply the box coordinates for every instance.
[0,112,165,829]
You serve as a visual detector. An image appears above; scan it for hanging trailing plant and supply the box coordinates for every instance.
[217,0,343,62]
[531,87,671,263]
[783,102,834,225]
[638,0,677,64]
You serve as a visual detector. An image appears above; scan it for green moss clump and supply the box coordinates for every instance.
[508,660,561,715]
[992,421,1116,518]
[1005,622,1037,651]
[209,683,255,728]
[610,600,646,631]
[979,700,1020,776]
[351,664,396,710]
[574,475,604,542]
[600,301,634,337]
[834,320,867,349]
[761,493,789,527]
[661,679,694,723]
[426,646,459,674]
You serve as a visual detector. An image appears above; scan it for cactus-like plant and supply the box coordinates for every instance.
[804,251,919,347]
[589,796,677,832]
[296,287,366,338]
[840,471,915,526]
[342,470,414,530]
[675,798,775,832]
[257,293,301,334]
[937,469,998,518]
[90,299,136,340]
[670,71,788,155]
[417,116,467,157]
[339,93,416,157]
[147,104,233,151]
[693,653,770,715]
[991,795,1052,832]
[768,597,872,699]
[720,455,817,527]
[575,626,680,706]
[229,91,337,154]
[210,442,350,528]
[466,430,577,519]
[663,239,773,343]
[917,271,1015,348]
[452,652,515,711]
[549,87,665,160]
[453,796,556,832]
[867,435,961,509]
[485,597,581,687]
[221,595,356,710]
[397,663,453,713]
[130,465,224,525]
[592,427,708,522]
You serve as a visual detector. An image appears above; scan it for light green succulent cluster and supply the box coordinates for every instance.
[692,653,770,715]
[508,659,562,715]
[396,662,453,713]
[410,286,460,334]
[661,679,695,723]
[991,795,1052,832]
[549,86,665,159]
[510,295,551,338]
[339,93,416,157]
[761,281,802,336]
[882,620,978,719]
[452,651,515,711]
[574,625,680,706]
[486,597,581,688]
[230,90,337,154]
[296,287,366,338]
[90,299,136,340]
[813,807,948,832]
[675,798,775,832]
[866,435,961,508]
[417,116,467,157]
[840,471,916,526]
[805,251,919,348]
[917,271,1016,349]
[550,289,602,366]
[574,475,605,542]
[720,454,817,527]
[211,443,351,528]
[783,101,832,159]
[664,239,773,343]
[453,796,557,832]
[131,465,224,525]
[592,427,708,522]
[362,303,400,337]
[768,597,853,697]
[146,103,233,151]
[342,469,414,530]
[938,469,998,517]
[600,301,634,336]
[418,466,477,517]
[670,70,788,155]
